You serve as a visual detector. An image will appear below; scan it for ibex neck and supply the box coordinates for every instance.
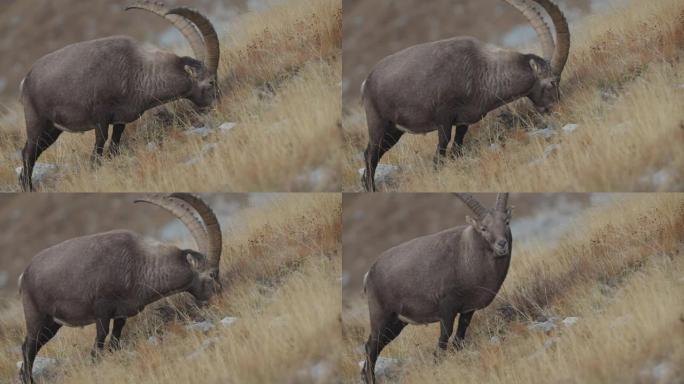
[137,248,192,304]
[134,54,188,111]
[479,51,535,110]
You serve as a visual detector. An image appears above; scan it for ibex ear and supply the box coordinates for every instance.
[466,215,479,228]
[529,59,542,75]
[186,252,203,269]
[184,64,200,79]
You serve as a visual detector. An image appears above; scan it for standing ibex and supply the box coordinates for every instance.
[361,0,570,191]
[18,193,222,384]
[18,1,221,191]
[361,193,512,384]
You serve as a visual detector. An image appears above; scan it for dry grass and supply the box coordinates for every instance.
[342,0,684,192]
[0,193,342,383]
[341,193,684,383]
[0,0,342,192]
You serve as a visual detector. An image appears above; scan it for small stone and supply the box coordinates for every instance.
[527,127,556,139]
[146,142,158,152]
[185,320,214,333]
[561,124,579,134]
[652,362,673,380]
[358,164,401,187]
[218,122,237,132]
[562,317,579,327]
[543,144,561,158]
[489,143,502,152]
[147,336,159,345]
[15,163,60,186]
[220,317,238,327]
[358,356,401,378]
[184,126,213,137]
[489,335,500,345]
[528,319,556,332]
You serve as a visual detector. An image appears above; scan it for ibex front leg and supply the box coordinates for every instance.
[433,124,453,169]
[90,123,109,166]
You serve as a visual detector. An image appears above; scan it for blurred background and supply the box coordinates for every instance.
[342,193,618,301]
[342,0,628,104]
[0,0,286,104]
[0,193,281,298]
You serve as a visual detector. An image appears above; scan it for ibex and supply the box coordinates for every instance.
[361,193,512,384]
[18,193,222,384]
[18,1,221,191]
[361,0,570,191]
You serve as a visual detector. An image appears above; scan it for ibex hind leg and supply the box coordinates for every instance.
[363,123,404,192]
[20,296,62,384]
[362,314,407,384]
[91,317,111,359]
[20,121,62,192]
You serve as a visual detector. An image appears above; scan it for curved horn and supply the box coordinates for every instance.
[126,1,207,64]
[167,7,220,75]
[453,193,488,219]
[495,193,509,212]
[531,0,570,76]
[503,0,555,60]
[170,193,222,269]
[135,194,210,258]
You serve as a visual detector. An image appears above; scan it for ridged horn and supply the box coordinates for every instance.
[170,193,222,270]
[167,7,220,75]
[531,0,570,76]
[134,194,209,262]
[503,0,555,60]
[126,1,207,64]
[454,193,488,219]
[495,193,510,212]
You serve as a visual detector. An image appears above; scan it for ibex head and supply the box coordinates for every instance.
[127,1,221,109]
[455,193,511,257]
[135,193,223,304]
[505,0,570,113]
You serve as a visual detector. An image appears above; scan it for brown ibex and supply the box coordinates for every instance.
[361,193,512,384]
[18,193,222,384]
[18,1,221,191]
[361,0,570,191]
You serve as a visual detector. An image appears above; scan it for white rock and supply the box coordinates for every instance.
[652,362,673,380]
[562,124,579,134]
[562,317,579,327]
[15,163,60,186]
[16,356,58,377]
[146,142,158,152]
[298,360,332,383]
[489,335,500,345]
[357,164,401,187]
[220,317,238,327]
[543,144,561,158]
[358,356,401,378]
[0,271,7,288]
[185,126,213,137]
[147,336,159,345]
[185,320,214,333]
[489,143,502,152]
[528,319,556,332]
[218,122,237,132]
[527,127,556,139]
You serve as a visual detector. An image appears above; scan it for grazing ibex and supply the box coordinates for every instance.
[18,1,221,191]
[361,0,570,191]
[361,193,512,384]
[18,193,222,384]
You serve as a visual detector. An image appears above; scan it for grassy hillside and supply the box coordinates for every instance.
[0,0,342,192]
[342,0,684,191]
[0,194,342,383]
[341,193,684,383]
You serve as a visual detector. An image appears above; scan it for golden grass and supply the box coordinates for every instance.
[341,193,684,383]
[0,0,342,192]
[342,0,684,191]
[0,193,342,383]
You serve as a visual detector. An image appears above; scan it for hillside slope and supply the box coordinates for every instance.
[0,0,342,192]
[0,194,342,383]
[342,0,684,192]
[342,193,684,383]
